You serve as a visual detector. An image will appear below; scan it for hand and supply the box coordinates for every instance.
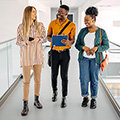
[26,40,32,45]
[31,38,39,43]
[61,39,71,45]
[82,46,91,55]
[47,37,52,42]
[90,46,98,55]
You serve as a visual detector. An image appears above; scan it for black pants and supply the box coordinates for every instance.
[51,49,70,97]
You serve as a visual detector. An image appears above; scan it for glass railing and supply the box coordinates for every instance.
[101,41,120,109]
[0,38,22,99]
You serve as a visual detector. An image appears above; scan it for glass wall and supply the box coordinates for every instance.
[0,39,22,99]
[102,42,120,106]
[96,5,120,109]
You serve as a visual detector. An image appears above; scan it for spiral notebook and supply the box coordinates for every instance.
[52,35,67,47]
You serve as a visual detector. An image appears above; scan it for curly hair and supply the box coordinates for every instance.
[85,6,98,21]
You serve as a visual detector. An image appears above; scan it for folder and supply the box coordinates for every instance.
[52,35,67,47]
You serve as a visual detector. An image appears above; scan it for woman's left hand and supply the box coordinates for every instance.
[90,46,98,55]
[31,38,39,43]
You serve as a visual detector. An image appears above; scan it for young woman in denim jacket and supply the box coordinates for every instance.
[75,6,109,109]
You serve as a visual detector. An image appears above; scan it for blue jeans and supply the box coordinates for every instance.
[79,57,100,98]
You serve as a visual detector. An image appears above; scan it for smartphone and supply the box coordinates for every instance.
[29,37,34,41]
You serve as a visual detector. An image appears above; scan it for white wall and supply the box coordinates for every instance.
[96,7,120,45]
[78,7,81,32]
[0,0,28,42]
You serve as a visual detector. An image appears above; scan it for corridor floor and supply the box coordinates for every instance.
[0,47,119,120]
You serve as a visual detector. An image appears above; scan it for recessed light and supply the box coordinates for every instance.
[99,5,112,7]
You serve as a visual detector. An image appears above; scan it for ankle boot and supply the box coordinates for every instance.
[52,91,58,102]
[61,97,67,108]
[34,95,43,109]
[21,101,29,116]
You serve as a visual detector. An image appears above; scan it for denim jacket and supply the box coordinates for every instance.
[75,27,109,65]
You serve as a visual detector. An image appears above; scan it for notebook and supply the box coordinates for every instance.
[52,35,67,47]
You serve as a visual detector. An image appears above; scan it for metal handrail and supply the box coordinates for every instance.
[0,37,16,45]
[108,50,120,53]
[110,41,120,48]
[99,76,120,117]
[100,41,120,117]
[109,41,120,53]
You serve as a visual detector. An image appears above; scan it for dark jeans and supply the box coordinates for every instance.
[51,49,70,97]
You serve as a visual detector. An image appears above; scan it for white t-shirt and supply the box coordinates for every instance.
[83,32,96,58]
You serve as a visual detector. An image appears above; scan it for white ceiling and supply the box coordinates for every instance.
[37,0,88,7]
[37,0,120,8]
[96,0,120,7]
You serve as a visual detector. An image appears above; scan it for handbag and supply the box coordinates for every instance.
[101,53,109,71]
[99,28,109,71]
[48,21,71,67]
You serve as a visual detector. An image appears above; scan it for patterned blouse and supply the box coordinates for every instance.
[16,22,46,67]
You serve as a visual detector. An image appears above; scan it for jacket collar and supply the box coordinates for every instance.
[86,27,100,33]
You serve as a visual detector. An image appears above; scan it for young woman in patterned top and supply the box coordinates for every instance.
[17,6,46,116]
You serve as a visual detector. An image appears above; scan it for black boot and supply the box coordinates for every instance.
[61,97,67,108]
[21,101,29,116]
[52,91,58,102]
[34,95,43,109]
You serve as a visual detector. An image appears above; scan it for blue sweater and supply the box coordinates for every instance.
[75,27,109,64]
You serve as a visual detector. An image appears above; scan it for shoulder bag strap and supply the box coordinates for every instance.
[99,28,108,62]
[99,28,102,62]
[58,21,71,35]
